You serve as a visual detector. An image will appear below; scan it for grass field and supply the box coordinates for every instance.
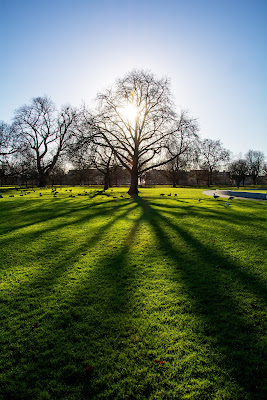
[0,186,266,400]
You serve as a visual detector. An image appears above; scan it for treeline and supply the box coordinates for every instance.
[0,70,266,192]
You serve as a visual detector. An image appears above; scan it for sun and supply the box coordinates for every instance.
[121,103,139,124]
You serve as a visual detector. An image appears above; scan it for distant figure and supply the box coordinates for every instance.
[174,194,177,197]
[39,193,42,196]
[168,193,171,196]
[225,202,231,206]
[160,193,165,196]
[213,193,219,199]
[198,198,201,202]
[228,196,234,200]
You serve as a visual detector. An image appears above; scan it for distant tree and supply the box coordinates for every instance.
[89,69,198,196]
[67,142,95,185]
[7,150,37,187]
[245,150,265,185]
[49,164,66,186]
[163,153,189,187]
[0,121,17,157]
[163,127,199,186]
[70,130,118,190]
[0,160,10,186]
[12,96,77,187]
[199,139,230,186]
[0,122,18,185]
[91,145,118,190]
[228,159,248,187]
[163,147,196,187]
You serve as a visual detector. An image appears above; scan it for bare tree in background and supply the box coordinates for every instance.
[163,118,199,186]
[91,145,118,190]
[0,122,20,185]
[228,159,248,187]
[89,69,198,196]
[199,139,230,186]
[0,121,18,157]
[12,96,77,187]
[67,143,95,185]
[245,150,265,185]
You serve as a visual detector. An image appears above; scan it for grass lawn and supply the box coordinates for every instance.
[0,186,266,400]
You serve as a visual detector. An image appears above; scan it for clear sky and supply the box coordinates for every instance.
[0,0,266,156]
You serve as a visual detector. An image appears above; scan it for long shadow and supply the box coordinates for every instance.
[149,199,266,228]
[146,199,267,304]
[149,200,267,250]
[134,196,266,398]
[1,200,138,292]
[1,194,266,399]
[0,198,132,245]
[45,209,148,399]
[1,198,143,399]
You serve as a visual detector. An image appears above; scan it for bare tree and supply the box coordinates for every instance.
[0,121,18,157]
[89,69,198,196]
[163,124,199,186]
[162,153,189,187]
[228,159,248,187]
[199,139,230,186]
[49,162,66,186]
[245,150,265,185]
[67,142,95,185]
[12,96,77,187]
[5,150,37,187]
[90,145,118,190]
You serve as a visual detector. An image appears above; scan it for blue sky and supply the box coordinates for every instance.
[0,0,266,156]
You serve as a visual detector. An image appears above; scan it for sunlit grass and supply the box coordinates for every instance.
[0,186,266,399]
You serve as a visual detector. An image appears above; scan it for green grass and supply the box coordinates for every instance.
[0,186,266,400]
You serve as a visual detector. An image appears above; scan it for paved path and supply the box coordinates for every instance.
[203,190,267,201]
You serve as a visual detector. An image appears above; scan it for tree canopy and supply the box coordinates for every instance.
[12,96,77,186]
[89,69,199,195]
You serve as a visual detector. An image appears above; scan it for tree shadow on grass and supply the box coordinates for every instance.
[0,198,132,243]
[0,198,145,400]
[1,195,266,399]
[134,196,267,398]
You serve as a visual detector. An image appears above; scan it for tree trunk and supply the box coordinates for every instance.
[104,171,109,190]
[128,151,139,196]
[209,169,213,186]
[128,169,139,196]
[38,173,47,187]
